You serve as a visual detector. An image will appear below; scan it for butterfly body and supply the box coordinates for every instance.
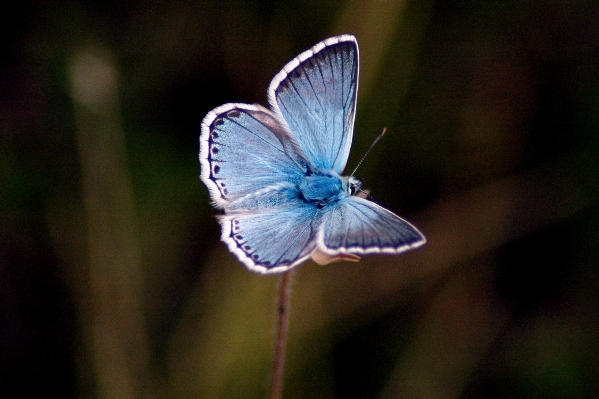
[200,35,425,274]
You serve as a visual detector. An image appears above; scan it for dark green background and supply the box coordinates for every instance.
[2,0,598,398]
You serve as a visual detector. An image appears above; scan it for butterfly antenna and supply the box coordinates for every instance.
[350,127,387,177]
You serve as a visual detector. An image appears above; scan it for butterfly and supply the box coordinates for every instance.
[199,35,426,274]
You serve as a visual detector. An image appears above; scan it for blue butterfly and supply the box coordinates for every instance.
[200,35,426,274]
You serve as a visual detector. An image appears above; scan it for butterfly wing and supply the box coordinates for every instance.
[220,193,318,274]
[200,103,309,208]
[317,196,426,255]
[268,35,358,174]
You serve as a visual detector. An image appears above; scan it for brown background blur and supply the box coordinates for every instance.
[1,0,598,398]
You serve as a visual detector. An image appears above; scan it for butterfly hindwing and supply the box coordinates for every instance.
[318,196,426,255]
[268,35,358,174]
[220,197,318,273]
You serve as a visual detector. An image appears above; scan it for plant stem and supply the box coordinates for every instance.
[269,269,294,399]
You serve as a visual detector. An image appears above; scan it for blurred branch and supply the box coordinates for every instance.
[374,150,595,398]
[68,46,155,399]
[324,149,594,319]
[335,0,434,103]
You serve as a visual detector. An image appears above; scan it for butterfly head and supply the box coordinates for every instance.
[345,175,363,196]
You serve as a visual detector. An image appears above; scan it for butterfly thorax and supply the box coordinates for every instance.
[299,173,361,209]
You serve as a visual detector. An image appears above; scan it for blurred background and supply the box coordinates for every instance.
[1,0,598,398]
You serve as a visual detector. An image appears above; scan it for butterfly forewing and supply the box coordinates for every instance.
[200,104,305,208]
[268,35,358,174]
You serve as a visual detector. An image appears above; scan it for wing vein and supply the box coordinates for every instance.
[303,62,325,112]
[226,116,289,157]
[274,217,314,265]
[288,76,311,115]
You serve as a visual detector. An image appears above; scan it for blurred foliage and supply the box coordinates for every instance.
[1,0,599,398]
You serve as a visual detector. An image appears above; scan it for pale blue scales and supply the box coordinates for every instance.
[199,35,426,274]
